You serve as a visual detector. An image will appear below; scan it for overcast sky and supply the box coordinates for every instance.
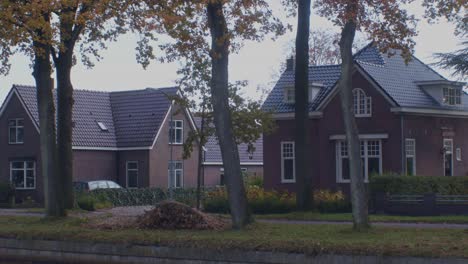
[0,0,464,106]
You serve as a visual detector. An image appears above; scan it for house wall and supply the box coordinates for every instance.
[117,150,150,188]
[203,165,263,187]
[403,115,468,176]
[264,71,403,193]
[73,150,117,182]
[149,105,199,188]
[0,93,43,202]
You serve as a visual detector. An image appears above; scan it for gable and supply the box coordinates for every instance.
[9,85,181,150]
[0,87,39,132]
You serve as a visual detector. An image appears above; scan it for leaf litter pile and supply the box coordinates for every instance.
[84,201,228,230]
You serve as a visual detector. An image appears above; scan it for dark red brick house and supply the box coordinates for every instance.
[0,86,201,202]
[262,44,468,193]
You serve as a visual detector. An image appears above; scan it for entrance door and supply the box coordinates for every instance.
[443,139,453,176]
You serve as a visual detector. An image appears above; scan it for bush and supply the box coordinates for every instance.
[314,189,351,213]
[203,186,295,214]
[77,196,96,211]
[244,175,263,188]
[0,181,15,204]
[370,174,468,195]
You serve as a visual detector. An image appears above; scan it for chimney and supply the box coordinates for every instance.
[286,56,294,71]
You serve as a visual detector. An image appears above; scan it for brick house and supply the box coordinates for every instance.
[0,85,200,202]
[262,43,468,193]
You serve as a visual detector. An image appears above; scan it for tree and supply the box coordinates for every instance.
[433,42,468,78]
[314,0,417,230]
[140,0,285,228]
[422,0,467,79]
[50,1,133,209]
[294,0,313,210]
[0,0,65,217]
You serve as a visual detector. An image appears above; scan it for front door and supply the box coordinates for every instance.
[443,139,453,176]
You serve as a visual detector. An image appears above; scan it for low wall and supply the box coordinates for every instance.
[0,238,467,264]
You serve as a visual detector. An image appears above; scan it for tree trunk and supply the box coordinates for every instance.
[206,1,251,229]
[32,14,65,217]
[196,105,206,210]
[294,0,313,210]
[56,49,75,209]
[338,20,369,230]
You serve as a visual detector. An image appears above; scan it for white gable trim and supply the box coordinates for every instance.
[203,161,263,166]
[316,64,397,111]
[150,103,173,149]
[391,107,468,118]
[0,88,40,132]
[72,146,151,151]
[329,133,389,140]
[273,111,323,120]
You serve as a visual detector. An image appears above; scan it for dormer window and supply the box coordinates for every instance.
[284,86,321,104]
[284,87,295,103]
[353,88,372,117]
[443,87,461,105]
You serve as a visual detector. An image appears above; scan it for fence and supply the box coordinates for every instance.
[374,193,468,216]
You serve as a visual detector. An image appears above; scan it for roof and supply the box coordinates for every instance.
[263,43,468,113]
[7,85,178,149]
[193,116,263,165]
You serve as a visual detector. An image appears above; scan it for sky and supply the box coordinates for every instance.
[0,1,464,106]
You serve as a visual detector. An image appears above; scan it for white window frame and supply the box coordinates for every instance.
[126,161,139,188]
[10,161,36,190]
[443,139,454,176]
[8,118,24,144]
[283,87,295,103]
[353,88,372,117]
[405,138,416,176]
[168,161,184,188]
[281,141,295,183]
[443,87,462,106]
[456,148,462,161]
[336,140,382,183]
[169,120,184,144]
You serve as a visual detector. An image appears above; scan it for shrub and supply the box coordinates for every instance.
[244,175,263,187]
[314,189,351,213]
[77,196,96,211]
[203,186,295,214]
[0,181,15,200]
[370,174,468,195]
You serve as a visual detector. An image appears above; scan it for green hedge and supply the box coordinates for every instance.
[85,188,205,207]
[370,175,468,195]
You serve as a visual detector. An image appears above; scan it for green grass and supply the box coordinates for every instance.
[256,212,468,224]
[0,216,468,258]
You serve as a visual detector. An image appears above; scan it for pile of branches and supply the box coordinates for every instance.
[137,201,227,230]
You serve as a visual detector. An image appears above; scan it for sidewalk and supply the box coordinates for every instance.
[258,219,468,229]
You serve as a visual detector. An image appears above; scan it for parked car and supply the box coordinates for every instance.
[73,180,122,192]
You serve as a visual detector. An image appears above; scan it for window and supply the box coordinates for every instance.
[10,161,35,189]
[168,161,183,188]
[285,86,321,104]
[336,140,381,183]
[405,139,416,176]
[169,120,183,144]
[456,148,462,161]
[97,121,108,131]
[443,139,453,176]
[443,87,461,105]
[284,87,295,103]
[126,161,138,188]
[8,119,24,144]
[281,142,295,183]
[353,88,372,117]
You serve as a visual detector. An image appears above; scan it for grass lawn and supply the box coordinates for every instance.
[256,212,468,224]
[0,216,468,258]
